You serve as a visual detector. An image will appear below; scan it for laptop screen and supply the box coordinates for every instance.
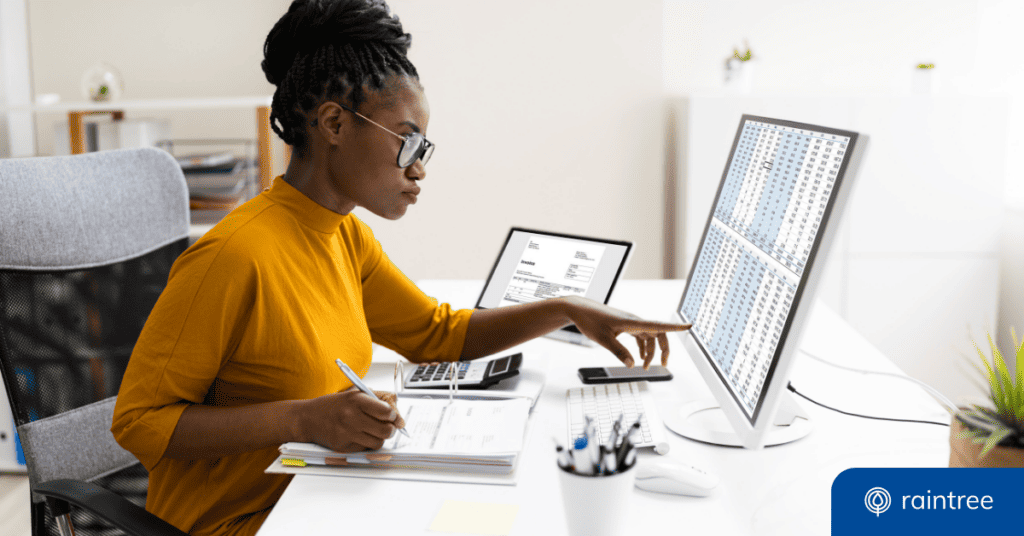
[475,228,631,309]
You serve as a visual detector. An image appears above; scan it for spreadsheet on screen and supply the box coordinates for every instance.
[680,119,854,418]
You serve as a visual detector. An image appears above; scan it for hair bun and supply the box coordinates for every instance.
[262,0,410,86]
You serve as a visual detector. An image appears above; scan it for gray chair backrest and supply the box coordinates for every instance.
[0,146,189,270]
[0,147,189,496]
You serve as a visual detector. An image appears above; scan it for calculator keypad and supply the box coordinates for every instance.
[407,362,481,385]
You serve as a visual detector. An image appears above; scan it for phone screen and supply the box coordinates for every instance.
[604,366,671,378]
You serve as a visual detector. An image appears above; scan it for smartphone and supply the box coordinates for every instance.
[578,365,673,384]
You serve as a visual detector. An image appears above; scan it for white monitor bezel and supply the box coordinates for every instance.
[671,115,869,449]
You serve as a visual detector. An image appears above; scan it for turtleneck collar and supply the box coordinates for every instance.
[264,176,348,234]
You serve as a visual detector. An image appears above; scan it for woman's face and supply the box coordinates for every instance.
[325,76,430,220]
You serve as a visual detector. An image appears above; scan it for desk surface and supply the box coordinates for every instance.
[257,280,950,536]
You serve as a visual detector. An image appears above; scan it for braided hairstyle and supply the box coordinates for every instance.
[262,0,419,158]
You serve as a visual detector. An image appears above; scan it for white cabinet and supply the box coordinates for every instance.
[672,94,1006,401]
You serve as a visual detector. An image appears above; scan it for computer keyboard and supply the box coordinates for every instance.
[566,381,669,453]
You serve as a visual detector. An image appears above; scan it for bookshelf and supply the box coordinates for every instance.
[3,96,285,191]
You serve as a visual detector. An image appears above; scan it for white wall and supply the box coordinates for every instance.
[0,0,35,157]
[26,0,666,280]
[376,0,664,280]
[27,0,290,168]
[664,0,980,96]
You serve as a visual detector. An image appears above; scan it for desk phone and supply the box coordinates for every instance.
[404,353,522,389]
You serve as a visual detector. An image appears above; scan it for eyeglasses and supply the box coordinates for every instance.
[339,103,434,168]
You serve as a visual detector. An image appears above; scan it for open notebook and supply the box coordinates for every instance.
[268,396,532,484]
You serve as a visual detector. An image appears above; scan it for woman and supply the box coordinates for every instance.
[112,1,689,535]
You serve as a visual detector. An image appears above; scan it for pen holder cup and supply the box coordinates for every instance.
[557,461,636,536]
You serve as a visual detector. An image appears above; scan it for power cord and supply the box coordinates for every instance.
[786,382,950,427]
[799,349,958,414]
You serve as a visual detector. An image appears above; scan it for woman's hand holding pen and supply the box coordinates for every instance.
[295,388,406,452]
[562,296,691,369]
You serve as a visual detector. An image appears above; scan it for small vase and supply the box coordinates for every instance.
[81,62,124,102]
[911,67,938,95]
[724,59,757,94]
[949,418,1024,468]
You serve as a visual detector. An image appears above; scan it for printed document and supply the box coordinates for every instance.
[499,235,606,307]
[279,397,530,459]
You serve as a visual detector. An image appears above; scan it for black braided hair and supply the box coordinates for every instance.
[262,0,419,157]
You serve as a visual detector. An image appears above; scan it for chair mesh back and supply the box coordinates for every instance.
[0,241,186,425]
[0,240,187,536]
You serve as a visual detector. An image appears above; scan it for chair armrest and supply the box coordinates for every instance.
[33,479,188,536]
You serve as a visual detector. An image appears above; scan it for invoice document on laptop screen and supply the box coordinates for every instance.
[476,229,631,309]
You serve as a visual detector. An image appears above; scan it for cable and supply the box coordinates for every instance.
[799,349,959,415]
[787,382,949,427]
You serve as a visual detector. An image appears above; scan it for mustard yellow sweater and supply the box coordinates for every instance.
[112,178,472,536]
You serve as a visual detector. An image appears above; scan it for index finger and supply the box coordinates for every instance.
[374,390,406,429]
[621,321,692,335]
[358,391,397,422]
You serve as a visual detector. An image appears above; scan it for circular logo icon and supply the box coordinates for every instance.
[865,487,891,517]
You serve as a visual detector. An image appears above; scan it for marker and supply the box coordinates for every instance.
[335,358,410,438]
[573,435,593,475]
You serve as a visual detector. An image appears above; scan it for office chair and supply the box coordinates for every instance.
[0,147,190,536]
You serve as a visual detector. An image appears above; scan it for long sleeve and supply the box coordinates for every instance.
[355,219,474,362]
[111,234,258,471]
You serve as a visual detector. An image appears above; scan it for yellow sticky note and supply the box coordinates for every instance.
[428,500,520,536]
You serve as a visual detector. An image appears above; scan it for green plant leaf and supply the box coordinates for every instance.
[979,426,1013,458]
[1015,328,1024,427]
[957,409,1000,433]
[955,428,985,440]
[974,340,1002,409]
[990,334,1015,414]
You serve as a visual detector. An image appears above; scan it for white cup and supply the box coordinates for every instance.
[557,462,635,536]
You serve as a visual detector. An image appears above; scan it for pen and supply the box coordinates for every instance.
[553,437,573,470]
[608,414,623,449]
[602,445,617,475]
[586,419,601,474]
[335,358,410,438]
[573,435,593,475]
[617,421,640,467]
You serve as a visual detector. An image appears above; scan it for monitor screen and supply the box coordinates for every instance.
[678,115,859,424]
[476,228,631,309]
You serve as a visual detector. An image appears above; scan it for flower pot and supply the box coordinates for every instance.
[949,419,1024,468]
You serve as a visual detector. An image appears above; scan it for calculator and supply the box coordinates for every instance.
[403,353,523,390]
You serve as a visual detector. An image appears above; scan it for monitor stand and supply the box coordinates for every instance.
[662,392,812,447]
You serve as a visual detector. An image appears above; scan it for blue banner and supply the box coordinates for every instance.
[832,468,1024,535]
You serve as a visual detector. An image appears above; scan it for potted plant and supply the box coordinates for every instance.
[949,331,1024,467]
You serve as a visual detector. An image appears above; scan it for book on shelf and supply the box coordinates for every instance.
[270,396,531,477]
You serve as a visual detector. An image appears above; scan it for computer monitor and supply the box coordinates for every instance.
[667,115,868,449]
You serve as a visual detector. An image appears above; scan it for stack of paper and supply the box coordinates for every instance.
[273,397,531,476]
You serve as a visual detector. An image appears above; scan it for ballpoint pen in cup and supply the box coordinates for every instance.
[335,358,410,438]
[557,421,636,536]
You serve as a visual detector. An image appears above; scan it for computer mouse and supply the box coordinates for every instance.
[634,458,719,497]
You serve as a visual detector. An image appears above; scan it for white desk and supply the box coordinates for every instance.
[257,280,950,536]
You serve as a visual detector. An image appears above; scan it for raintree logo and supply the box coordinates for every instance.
[865,487,891,516]
[833,469,1014,535]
